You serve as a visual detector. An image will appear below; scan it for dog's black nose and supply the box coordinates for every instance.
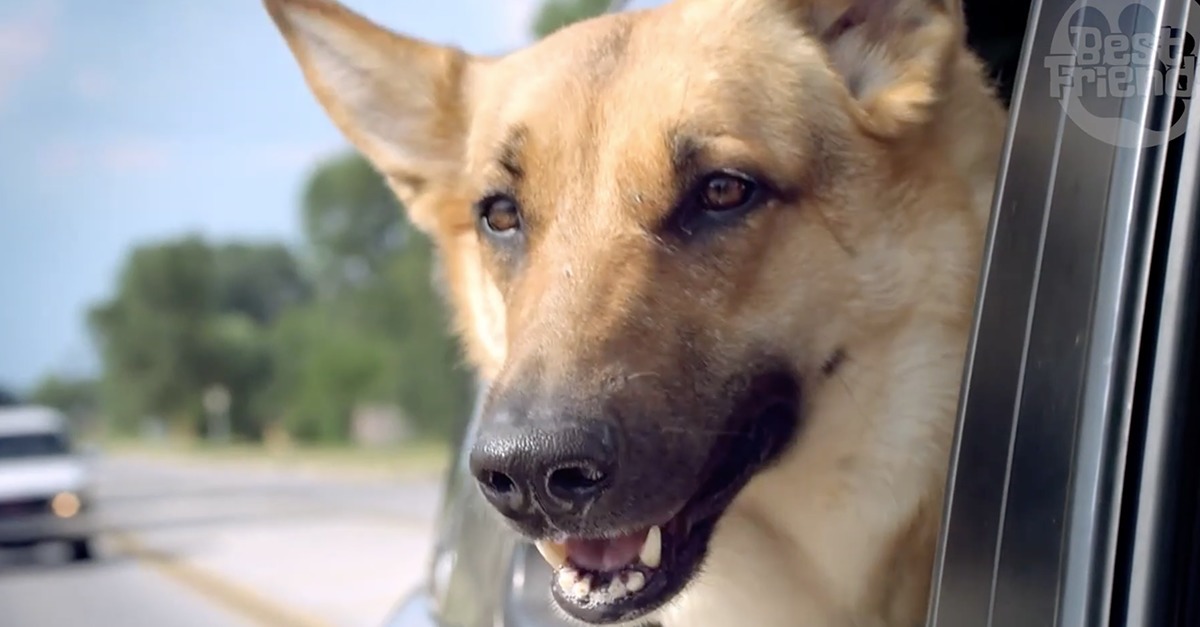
[469,409,618,522]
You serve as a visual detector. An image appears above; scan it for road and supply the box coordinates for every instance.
[0,546,257,627]
[0,455,445,627]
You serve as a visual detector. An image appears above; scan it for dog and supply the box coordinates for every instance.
[264,0,1008,624]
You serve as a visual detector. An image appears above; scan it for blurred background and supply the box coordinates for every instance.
[0,0,630,625]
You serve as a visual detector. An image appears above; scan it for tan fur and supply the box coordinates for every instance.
[264,0,1008,624]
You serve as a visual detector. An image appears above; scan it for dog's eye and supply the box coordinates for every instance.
[699,172,757,213]
[662,170,767,238]
[478,195,522,234]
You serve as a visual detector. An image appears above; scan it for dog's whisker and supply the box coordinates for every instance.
[813,206,856,257]
[833,364,871,428]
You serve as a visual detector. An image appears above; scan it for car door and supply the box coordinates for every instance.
[928,0,1200,625]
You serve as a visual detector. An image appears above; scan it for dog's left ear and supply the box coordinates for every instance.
[799,0,966,138]
[263,0,483,234]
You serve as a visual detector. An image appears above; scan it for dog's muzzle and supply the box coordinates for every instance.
[467,365,805,625]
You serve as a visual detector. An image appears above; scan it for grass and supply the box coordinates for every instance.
[99,436,453,480]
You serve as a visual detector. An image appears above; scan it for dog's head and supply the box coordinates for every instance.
[266,0,997,623]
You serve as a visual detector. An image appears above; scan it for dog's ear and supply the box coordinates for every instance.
[799,0,965,138]
[264,0,481,233]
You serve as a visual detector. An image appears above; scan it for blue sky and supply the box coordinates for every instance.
[0,0,559,390]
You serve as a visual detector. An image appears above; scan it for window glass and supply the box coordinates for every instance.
[0,433,71,460]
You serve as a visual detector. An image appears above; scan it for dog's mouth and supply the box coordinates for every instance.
[532,371,803,624]
[536,514,701,625]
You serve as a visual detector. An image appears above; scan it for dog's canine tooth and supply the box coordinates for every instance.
[535,539,567,569]
[639,526,662,568]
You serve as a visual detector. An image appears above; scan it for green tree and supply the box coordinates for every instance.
[203,312,275,438]
[302,152,407,296]
[89,236,218,434]
[264,306,392,442]
[89,237,312,439]
[0,386,20,407]
[353,234,474,440]
[532,0,612,38]
[29,375,100,419]
[269,151,474,442]
[209,243,311,437]
[214,242,313,326]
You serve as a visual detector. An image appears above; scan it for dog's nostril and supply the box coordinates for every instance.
[547,465,608,500]
[481,470,517,495]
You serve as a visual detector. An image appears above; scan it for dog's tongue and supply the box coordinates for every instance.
[565,528,650,572]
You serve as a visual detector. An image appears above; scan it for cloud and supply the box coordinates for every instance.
[34,137,344,178]
[0,0,60,108]
[243,141,346,170]
[100,139,173,174]
[35,137,173,177]
[35,140,83,174]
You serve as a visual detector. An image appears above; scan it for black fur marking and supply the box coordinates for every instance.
[496,125,527,181]
[554,367,805,624]
[821,348,847,377]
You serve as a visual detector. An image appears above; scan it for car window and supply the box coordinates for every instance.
[0,433,71,460]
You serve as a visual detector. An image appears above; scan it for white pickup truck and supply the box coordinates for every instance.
[0,405,96,561]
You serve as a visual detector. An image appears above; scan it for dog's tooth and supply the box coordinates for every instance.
[535,540,567,569]
[571,575,592,598]
[639,526,662,568]
[592,577,627,605]
[625,571,646,593]
[557,567,578,591]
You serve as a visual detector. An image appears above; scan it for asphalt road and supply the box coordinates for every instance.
[0,544,256,627]
[0,455,444,627]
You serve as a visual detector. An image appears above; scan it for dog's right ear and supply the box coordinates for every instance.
[793,0,967,139]
[264,0,481,233]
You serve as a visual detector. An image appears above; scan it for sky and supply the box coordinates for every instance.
[0,0,560,390]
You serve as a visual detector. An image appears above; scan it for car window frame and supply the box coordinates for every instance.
[927,0,1199,625]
